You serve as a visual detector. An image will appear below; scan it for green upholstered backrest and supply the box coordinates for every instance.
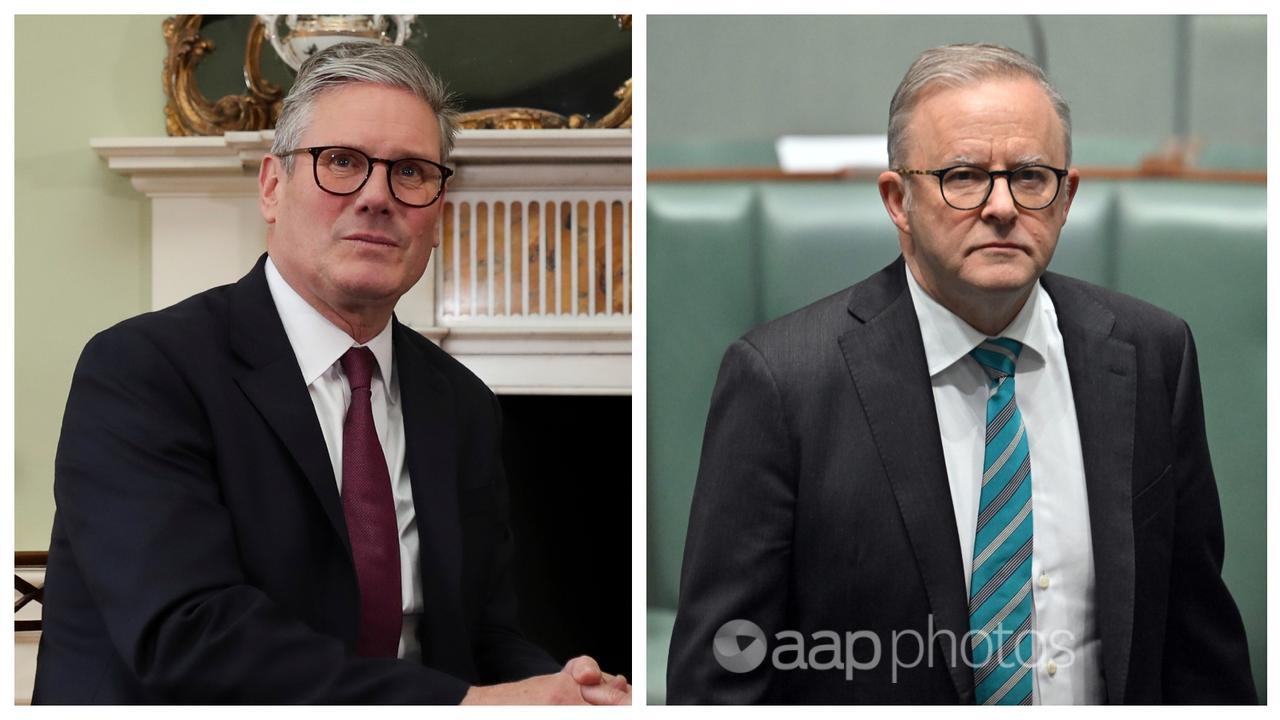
[1109,181,1267,697]
[757,183,901,322]
[647,185,760,610]
[1050,179,1118,287]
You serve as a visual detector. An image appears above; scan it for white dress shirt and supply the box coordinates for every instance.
[904,264,1104,704]
[265,257,423,661]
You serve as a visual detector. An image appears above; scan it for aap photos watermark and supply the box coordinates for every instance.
[713,616,1074,683]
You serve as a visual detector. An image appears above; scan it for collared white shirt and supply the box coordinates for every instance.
[905,263,1104,704]
[265,257,423,661]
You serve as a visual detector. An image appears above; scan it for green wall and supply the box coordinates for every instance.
[14,15,166,550]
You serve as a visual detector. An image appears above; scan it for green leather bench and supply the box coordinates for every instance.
[647,178,1266,704]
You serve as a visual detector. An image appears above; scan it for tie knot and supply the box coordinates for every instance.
[969,337,1024,384]
[340,346,377,391]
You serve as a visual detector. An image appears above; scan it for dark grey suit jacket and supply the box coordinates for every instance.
[667,257,1255,704]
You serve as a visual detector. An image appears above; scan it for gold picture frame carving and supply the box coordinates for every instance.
[163,15,284,137]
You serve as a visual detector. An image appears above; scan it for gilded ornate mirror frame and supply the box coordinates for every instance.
[162,14,632,137]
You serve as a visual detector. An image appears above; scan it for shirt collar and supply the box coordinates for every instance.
[904,261,1052,377]
[265,256,397,403]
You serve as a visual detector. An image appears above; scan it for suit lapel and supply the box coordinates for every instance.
[837,259,975,702]
[1042,273,1137,704]
[229,255,349,549]
[394,322,468,674]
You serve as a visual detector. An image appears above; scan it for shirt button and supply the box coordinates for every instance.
[1047,660,1058,676]
[1038,574,1050,590]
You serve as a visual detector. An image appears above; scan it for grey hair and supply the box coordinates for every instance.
[270,41,461,171]
[887,43,1072,170]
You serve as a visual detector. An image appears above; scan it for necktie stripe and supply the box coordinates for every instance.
[972,557,1034,624]
[969,536,1032,614]
[980,340,1020,364]
[982,422,1026,487]
[975,466,1030,550]
[969,580,1032,649]
[973,499,1032,576]
[967,337,1035,706]
[986,393,1018,443]
[975,456,1029,549]
[975,455,1030,533]
[972,347,1016,377]
[974,342,1016,365]
[973,611,1033,687]
[971,558,1034,633]
[985,652,1033,705]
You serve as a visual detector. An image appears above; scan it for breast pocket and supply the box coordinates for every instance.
[1132,464,1174,529]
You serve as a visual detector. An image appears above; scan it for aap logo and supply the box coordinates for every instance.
[713,619,767,673]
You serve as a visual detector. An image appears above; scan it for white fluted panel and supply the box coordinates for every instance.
[439,192,631,323]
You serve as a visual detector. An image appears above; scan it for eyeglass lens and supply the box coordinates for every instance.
[314,147,445,206]
[941,166,1060,210]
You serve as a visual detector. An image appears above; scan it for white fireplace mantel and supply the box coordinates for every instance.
[91,129,632,395]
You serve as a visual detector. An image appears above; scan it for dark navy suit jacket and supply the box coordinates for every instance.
[34,255,559,703]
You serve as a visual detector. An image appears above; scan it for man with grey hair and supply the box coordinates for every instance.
[35,42,629,705]
[668,43,1253,704]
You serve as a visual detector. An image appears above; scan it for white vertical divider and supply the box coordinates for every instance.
[486,201,495,316]
[553,201,562,316]
[521,201,529,317]
[468,202,478,317]
[604,201,613,316]
[588,201,596,316]
[504,201,512,317]
[570,200,579,316]
[540,200,548,316]
[451,201,461,317]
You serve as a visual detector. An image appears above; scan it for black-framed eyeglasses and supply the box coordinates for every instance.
[281,146,453,208]
[896,164,1069,211]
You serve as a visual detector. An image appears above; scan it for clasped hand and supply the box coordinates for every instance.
[460,655,631,705]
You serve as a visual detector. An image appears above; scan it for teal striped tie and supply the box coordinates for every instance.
[968,338,1034,705]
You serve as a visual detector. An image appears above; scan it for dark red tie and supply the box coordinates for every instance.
[339,346,401,657]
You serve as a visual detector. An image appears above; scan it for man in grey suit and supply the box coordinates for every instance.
[667,43,1254,704]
